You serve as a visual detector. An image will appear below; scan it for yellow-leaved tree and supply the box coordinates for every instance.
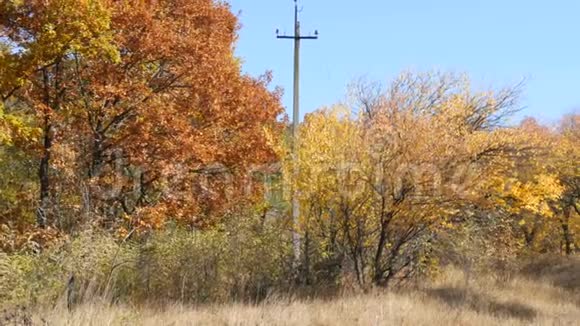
[484,118,563,252]
[0,0,118,237]
[553,114,579,254]
[274,72,529,287]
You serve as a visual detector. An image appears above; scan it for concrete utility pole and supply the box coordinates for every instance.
[276,0,318,267]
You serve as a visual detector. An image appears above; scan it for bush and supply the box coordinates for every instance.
[0,209,292,308]
[131,214,292,303]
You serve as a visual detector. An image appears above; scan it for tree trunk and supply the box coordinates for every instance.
[373,205,392,285]
[38,119,53,227]
[38,67,56,227]
[373,220,387,284]
[561,208,573,255]
[37,61,65,228]
[302,229,311,285]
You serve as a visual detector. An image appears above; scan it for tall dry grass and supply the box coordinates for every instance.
[9,262,578,326]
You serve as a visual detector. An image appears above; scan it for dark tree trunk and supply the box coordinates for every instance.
[302,229,311,285]
[373,220,387,284]
[373,201,392,285]
[38,118,53,222]
[38,67,54,227]
[37,60,63,228]
[561,208,573,255]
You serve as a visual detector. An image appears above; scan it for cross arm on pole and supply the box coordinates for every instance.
[276,35,319,40]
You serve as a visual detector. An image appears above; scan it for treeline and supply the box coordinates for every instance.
[280,74,578,288]
[0,0,578,308]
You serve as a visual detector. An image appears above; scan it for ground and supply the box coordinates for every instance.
[9,259,578,326]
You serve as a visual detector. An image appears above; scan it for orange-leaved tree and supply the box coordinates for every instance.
[0,0,283,243]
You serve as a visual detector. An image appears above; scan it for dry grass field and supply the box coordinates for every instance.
[6,259,577,326]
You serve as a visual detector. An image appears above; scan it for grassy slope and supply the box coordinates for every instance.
[22,260,579,326]
[0,259,580,326]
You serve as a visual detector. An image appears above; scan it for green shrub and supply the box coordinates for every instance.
[131,213,292,303]
[0,209,292,308]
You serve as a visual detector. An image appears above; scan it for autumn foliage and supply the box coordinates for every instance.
[272,72,578,286]
[1,0,283,247]
[0,0,578,310]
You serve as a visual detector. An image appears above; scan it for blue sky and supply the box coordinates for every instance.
[228,0,579,125]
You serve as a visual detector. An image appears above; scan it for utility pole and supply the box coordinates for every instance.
[276,0,318,268]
